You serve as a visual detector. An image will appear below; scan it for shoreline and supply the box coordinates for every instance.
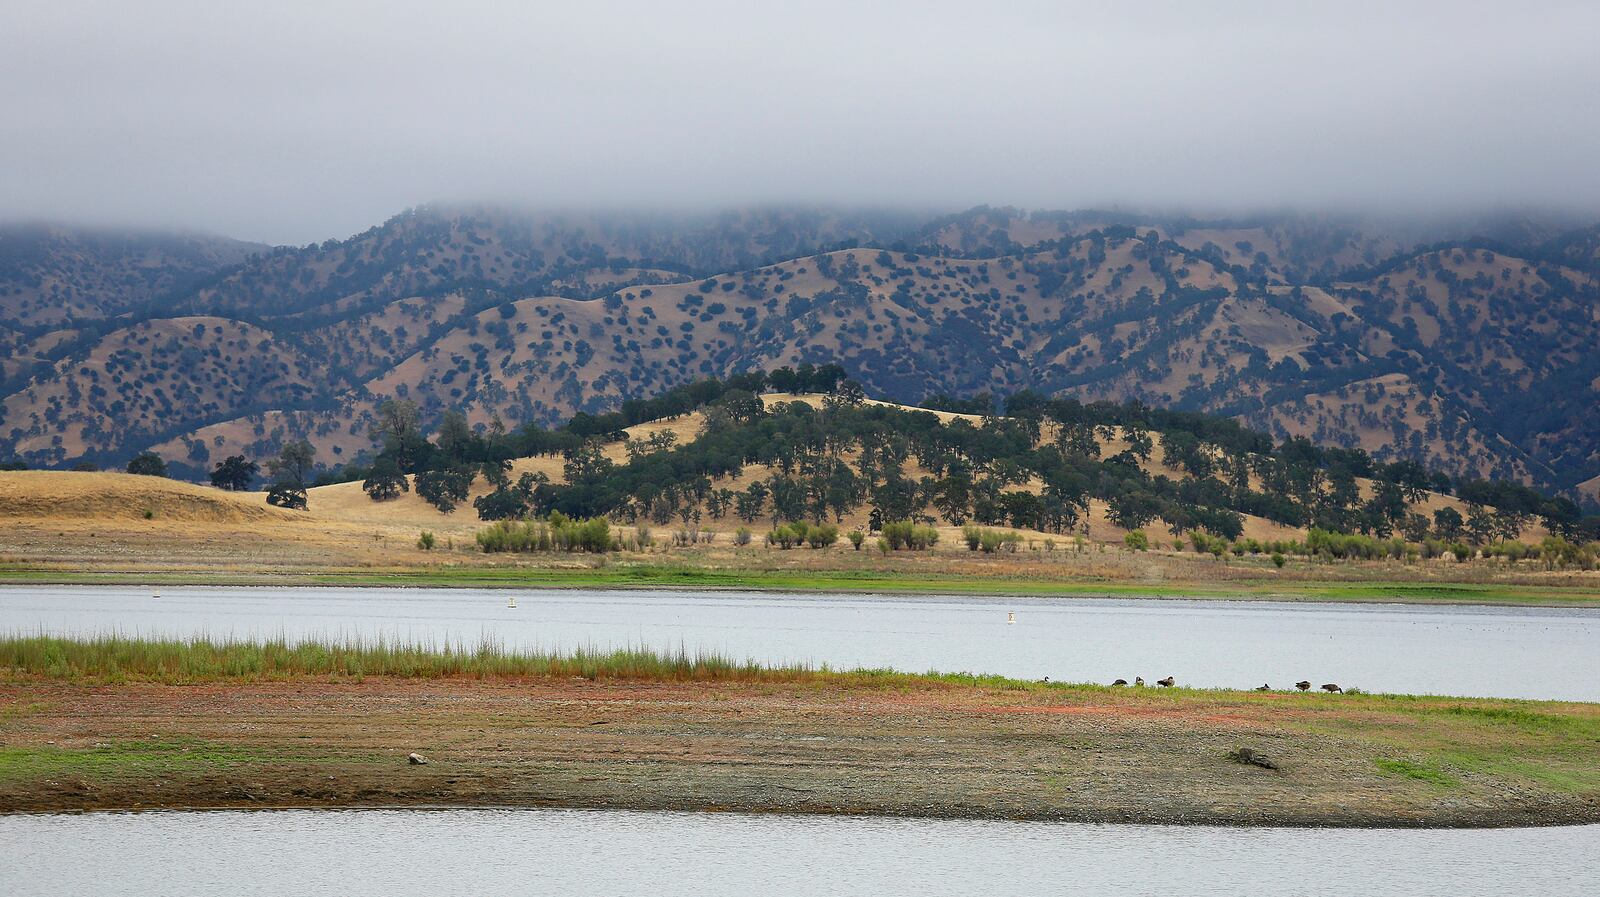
[7,798,1599,830]
[3,566,1598,608]
[4,667,1597,829]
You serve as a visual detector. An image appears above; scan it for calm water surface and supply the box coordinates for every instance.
[2,809,1596,897]
[2,585,1597,700]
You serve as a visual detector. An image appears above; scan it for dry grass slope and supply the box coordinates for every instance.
[0,471,297,524]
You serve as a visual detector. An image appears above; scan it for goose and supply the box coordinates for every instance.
[1134,677,1145,687]
[1111,678,1128,686]
[1156,676,1175,688]
[1254,683,1271,692]
[1041,676,1050,684]
[1294,680,1311,691]
[1320,683,1342,694]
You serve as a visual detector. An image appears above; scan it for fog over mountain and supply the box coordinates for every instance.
[3,1,1598,244]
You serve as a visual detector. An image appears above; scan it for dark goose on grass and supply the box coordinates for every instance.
[4,585,1598,700]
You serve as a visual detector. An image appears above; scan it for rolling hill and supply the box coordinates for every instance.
[1,205,1597,505]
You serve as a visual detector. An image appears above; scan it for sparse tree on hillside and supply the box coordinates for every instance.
[835,379,866,406]
[126,452,167,478]
[362,456,409,501]
[1123,423,1154,463]
[735,481,767,522]
[209,455,259,491]
[268,440,316,488]
[1465,505,1497,545]
[435,409,475,463]
[265,440,316,510]
[415,465,474,513]
[1400,512,1432,543]
[562,441,615,485]
[372,398,428,472]
[1432,506,1465,541]
[473,471,547,520]
[266,482,308,510]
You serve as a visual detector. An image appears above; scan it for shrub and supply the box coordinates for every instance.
[417,531,436,550]
[847,530,865,551]
[881,521,939,550]
[806,523,840,549]
[1124,529,1149,551]
[734,527,752,546]
[1271,552,1286,568]
[1304,528,1406,562]
[962,524,982,551]
[767,523,804,549]
[978,528,1022,553]
[477,512,615,553]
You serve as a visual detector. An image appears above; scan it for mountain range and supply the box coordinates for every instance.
[2,205,1597,505]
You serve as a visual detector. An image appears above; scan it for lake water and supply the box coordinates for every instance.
[2,809,1596,897]
[2,585,1597,700]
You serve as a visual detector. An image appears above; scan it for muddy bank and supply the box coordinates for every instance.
[2,677,1597,827]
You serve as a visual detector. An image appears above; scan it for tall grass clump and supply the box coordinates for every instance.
[477,511,616,553]
[0,635,835,684]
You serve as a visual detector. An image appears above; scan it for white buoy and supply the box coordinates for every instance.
[507,595,518,608]
[1007,611,1016,625]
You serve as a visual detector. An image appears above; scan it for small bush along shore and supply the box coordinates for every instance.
[476,511,645,553]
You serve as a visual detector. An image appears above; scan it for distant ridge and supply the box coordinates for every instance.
[2,206,1597,503]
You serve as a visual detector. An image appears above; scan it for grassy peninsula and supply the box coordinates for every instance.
[2,636,1597,827]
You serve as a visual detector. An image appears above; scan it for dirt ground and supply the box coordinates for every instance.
[3,676,1596,827]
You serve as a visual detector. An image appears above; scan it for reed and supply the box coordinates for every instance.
[0,634,1074,690]
[0,634,830,684]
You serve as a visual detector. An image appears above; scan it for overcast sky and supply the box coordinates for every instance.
[3,1,1598,245]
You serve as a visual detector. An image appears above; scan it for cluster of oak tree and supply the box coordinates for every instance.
[67,367,1593,553]
[339,372,1598,550]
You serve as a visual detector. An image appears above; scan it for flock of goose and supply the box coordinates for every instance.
[1101,677,1344,693]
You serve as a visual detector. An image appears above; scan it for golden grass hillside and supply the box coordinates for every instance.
[0,471,298,524]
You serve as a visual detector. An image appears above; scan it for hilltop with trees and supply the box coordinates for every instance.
[275,372,1599,567]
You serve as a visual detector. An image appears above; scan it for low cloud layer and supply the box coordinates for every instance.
[3,1,1597,244]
